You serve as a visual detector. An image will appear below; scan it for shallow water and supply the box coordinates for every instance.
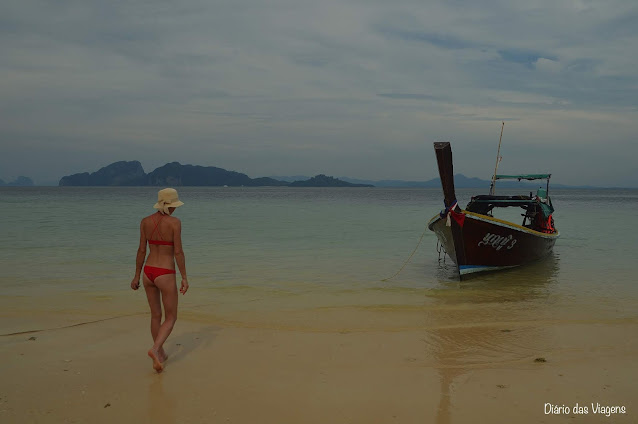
[1,186,637,342]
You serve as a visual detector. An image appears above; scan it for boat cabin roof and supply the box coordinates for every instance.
[495,174,551,181]
[465,194,554,218]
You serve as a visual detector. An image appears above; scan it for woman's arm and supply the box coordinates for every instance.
[173,219,189,294]
[131,220,147,290]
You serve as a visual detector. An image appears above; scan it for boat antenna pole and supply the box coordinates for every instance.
[489,121,505,195]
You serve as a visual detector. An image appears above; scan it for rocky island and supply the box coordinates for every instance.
[59,161,146,186]
[289,174,373,187]
[59,161,373,188]
[0,176,35,186]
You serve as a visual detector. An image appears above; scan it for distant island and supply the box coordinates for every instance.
[0,176,34,187]
[274,174,491,188]
[58,161,374,188]
[276,174,593,189]
[51,161,607,189]
[289,174,372,187]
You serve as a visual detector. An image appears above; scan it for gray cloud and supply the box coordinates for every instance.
[497,49,558,68]
[377,28,479,50]
[1,0,637,187]
[377,93,441,101]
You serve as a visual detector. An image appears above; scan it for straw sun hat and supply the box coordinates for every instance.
[153,188,184,214]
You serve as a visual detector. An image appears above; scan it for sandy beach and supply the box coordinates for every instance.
[2,187,638,423]
[2,309,636,424]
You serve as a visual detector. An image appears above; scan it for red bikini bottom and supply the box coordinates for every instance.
[144,265,176,283]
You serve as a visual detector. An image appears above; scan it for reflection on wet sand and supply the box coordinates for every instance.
[426,255,559,423]
[148,376,175,424]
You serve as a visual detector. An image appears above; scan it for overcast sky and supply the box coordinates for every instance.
[1,0,637,186]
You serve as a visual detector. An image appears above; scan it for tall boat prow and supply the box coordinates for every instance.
[428,131,559,280]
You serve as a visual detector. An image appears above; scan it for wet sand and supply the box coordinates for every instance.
[1,312,636,424]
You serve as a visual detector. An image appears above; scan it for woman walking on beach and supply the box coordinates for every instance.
[131,188,189,373]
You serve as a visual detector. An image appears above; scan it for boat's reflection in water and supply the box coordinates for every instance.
[425,254,560,423]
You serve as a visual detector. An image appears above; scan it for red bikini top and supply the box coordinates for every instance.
[148,214,174,246]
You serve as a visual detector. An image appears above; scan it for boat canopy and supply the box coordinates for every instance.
[466,194,554,219]
[467,194,535,209]
[495,174,551,181]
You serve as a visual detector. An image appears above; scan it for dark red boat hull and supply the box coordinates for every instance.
[428,211,559,279]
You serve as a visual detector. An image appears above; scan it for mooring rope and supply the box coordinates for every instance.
[0,312,146,337]
[381,225,429,282]
[436,240,447,264]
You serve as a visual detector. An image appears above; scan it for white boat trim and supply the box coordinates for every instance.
[464,211,560,240]
[459,264,518,276]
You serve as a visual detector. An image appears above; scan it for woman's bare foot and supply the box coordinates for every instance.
[148,348,164,373]
[159,348,168,363]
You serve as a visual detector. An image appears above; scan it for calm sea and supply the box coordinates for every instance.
[1,186,637,342]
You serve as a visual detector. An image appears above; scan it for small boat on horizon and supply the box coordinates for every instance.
[428,132,559,280]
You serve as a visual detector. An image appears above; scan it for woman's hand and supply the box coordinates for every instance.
[131,278,140,290]
[180,278,189,295]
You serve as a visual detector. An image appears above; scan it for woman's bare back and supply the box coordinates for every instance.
[142,212,180,269]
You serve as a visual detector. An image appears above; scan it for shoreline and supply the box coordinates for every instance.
[1,311,636,423]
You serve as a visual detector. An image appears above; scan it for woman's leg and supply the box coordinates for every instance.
[143,274,162,344]
[147,273,178,372]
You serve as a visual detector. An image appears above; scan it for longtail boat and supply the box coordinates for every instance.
[428,139,559,280]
